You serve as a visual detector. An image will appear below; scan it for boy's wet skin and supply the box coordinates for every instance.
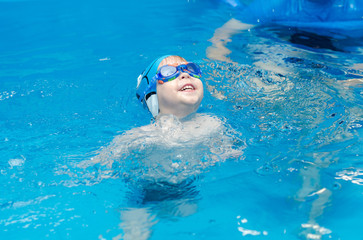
[157,59,204,119]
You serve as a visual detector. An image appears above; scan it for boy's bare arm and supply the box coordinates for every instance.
[78,128,148,169]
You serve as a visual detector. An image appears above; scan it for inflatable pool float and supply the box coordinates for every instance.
[220,0,363,37]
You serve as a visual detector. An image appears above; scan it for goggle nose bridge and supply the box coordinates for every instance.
[179,65,187,71]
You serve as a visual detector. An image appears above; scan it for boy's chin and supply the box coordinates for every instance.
[180,94,203,104]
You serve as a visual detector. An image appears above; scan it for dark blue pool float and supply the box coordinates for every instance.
[220,0,363,37]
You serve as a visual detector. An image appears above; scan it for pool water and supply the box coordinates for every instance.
[1,0,363,239]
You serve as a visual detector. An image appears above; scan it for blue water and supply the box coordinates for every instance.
[1,0,363,239]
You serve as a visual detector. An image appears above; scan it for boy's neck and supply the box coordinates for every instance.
[156,112,197,122]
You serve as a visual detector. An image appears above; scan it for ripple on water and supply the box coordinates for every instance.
[335,167,363,185]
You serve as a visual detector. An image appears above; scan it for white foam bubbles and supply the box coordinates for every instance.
[8,155,26,168]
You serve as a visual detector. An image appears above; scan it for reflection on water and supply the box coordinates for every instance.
[336,168,363,185]
[237,216,268,237]
[206,21,363,239]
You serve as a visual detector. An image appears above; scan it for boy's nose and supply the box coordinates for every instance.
[179,72,191,79]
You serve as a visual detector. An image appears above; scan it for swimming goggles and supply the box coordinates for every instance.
[155,62,202,84]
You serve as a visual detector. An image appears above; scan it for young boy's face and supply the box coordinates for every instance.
[156,59,204,118]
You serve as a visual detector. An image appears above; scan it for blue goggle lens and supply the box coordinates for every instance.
[186,63,200,74]
[160,65,178,77]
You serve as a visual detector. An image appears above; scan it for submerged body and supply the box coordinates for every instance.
[81,112,244,240]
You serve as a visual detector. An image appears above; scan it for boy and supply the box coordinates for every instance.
[81,55,244,240]
[84,55,243,184]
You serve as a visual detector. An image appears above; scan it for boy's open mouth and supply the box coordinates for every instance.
[179,84,195,91]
